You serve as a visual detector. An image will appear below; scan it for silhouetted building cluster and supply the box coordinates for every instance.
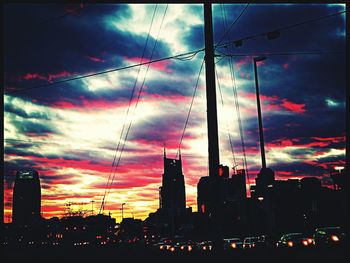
[247,169,347,238]
[3,163,347,248]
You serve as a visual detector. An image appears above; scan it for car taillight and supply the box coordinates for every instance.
[188,245,192,251]
[231,243,237,249]
[287,241,293,247]
[331,235,339,242]
[170,247,175,252]
[307,238,313,244]
[302,240,308,246]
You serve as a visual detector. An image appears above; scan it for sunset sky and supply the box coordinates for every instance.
[3,3,346,223]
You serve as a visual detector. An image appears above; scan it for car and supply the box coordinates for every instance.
[243,237,259,249]
[276,233,310,248]
[313,226,347,247]
[198,241,213,251]
[223,238,242,250]
[174,240,196,253]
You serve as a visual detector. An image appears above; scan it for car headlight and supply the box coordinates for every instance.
[331,235,339,242]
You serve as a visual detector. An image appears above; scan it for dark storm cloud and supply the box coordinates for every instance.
[4,144,91,164]
[262,107,345,141]
[183,25,204,50]
[9,118,57,135]
[4,100,50,120]
[4,4,171,97]
[213,4,345,47]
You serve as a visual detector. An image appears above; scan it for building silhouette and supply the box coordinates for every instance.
[12,169,41,224]
[197,166,248,238]
[146,149,191,237]
[159,148,186,211]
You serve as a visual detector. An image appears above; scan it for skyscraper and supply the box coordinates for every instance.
[12,170,41,224]
[159,149,186,212]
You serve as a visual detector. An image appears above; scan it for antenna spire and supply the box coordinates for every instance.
[163,142,166,158]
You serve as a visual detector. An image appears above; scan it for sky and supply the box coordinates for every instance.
[3,3,346,223]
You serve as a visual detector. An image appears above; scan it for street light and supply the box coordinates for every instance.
[121,203,126,221]
[253,56,267,169]
[334,166,344,173]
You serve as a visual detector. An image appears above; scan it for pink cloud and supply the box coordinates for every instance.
[311,136,345,143]
[22,73,47,81]
[267,138,331,149]
[283,63,289,69]
[281,99,306,113]
[20,71,73,83]
[50,99,128,110]
[50,92,190,111]
[303,159,345,170]
[234,57,251,70]
[85,55,105,63]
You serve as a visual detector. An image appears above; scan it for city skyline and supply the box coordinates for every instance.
[3,3,346,222]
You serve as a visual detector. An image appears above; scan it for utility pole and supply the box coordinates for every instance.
[204,2,220,178]
[253,56,267,169]
[204,2,223,251]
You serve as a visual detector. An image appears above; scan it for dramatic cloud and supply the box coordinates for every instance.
[3,3,345,223]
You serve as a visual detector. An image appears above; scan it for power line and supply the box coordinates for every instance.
[5,48,205,95]
[220,4,251,192]
[216,10,346,49]
[102,5,169,212]
[6,10,345,96]
[99,4,159,214]
[216,3,250,48]
[216,5,239,167]
[176,58,205,159]
[219,50,345,57]
[215,65,237,167]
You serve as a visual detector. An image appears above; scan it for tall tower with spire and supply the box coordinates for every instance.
[159,147,186,211]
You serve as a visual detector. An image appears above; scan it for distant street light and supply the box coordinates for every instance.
[253,56,267,169]
[121,203,126,221]
[334,166,345,173]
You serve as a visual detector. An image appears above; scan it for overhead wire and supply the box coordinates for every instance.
[216,4,250,48]
[175,58,205,159]
[218,50,345,57]
[99,4,159,214]
[215,65,237,167]
[5,48,205,95]
[216,10,346,49]
[102,4,169,212]
[217,5,238,167]
[6,9,345,95]
[221,4,251,193]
